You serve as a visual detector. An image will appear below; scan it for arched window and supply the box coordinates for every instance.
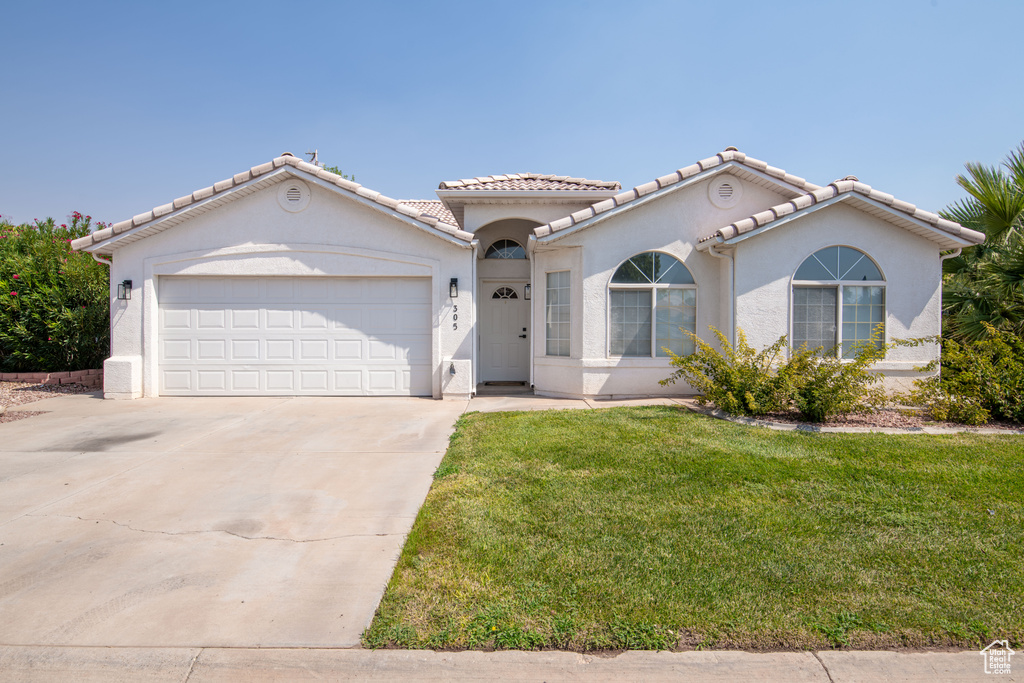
[609,252,696,357]
[485,239,526,259]
[792,246,885,358]
[492,286,519,299]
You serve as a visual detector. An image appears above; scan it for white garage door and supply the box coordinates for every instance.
[158,276,432,396]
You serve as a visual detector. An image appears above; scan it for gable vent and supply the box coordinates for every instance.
[709,176,742,208]
[277,180,311,212]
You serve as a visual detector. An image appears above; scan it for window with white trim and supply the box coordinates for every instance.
[792,246,885,358]
[546,271,570,356]
[609,252,696,357]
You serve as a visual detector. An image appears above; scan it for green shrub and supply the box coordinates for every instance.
[661,327,887,422]
[660,327,799,416]
[911,327,1024,424]
[0,212,109,372]
[789,332,888,423]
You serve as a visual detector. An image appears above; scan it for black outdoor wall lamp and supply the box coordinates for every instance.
[117,279,133,300]
[524,283,531,300]
[449,278,458,298]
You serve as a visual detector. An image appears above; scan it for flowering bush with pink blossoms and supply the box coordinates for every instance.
[0,212,109,371]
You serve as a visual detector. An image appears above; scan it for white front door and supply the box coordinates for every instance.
[480,284,529,383]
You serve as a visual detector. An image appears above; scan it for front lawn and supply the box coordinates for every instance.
[364,406,1023,651]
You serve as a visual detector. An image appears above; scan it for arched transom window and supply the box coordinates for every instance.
[485,239,526,259]
[793,246,885,358]
[609,252,696,357]
[492,286,519,299]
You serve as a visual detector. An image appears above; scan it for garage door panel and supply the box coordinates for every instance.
[159,276,432,396]
[230,279,260,299]
[163,370,192,391]
[266,339,294,360]
[231,309,260,329]
[161,339,191,361]
[162,308,192,330]
[300,339,329,360]
[334,339,362,360]
[197,370,227,391]
[197,339,227,360]
[266,279,295,299]
[266,310,294,329]
[230,339,260,360]
[231,370,260,391]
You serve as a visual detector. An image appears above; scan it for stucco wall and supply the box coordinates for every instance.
[462,202,597,233]
[532,175,790,398]
[104,178,474,398]
[732,202,942,390]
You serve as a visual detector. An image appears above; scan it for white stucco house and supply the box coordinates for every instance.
[72,148,984,400]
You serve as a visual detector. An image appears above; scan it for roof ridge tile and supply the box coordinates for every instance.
[696,176,984,249]
[72,156,472,253]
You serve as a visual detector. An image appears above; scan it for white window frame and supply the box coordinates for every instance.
[791,246,886,359]
[607,253,697,359]
[545,270,571,357]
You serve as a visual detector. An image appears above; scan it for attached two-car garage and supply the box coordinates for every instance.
[157,276,433,396]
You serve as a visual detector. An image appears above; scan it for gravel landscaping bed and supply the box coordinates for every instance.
[757,407,1023,432]
[0,381,96,423]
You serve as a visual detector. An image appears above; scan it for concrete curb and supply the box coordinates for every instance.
[0,646,1008,682]
[678,399,1024,436]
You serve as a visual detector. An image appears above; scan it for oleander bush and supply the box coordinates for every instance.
[0,213,109,372]
[661,326,887,422]
[910,327,1024,425]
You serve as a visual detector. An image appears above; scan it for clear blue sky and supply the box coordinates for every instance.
[1,0,1021,226]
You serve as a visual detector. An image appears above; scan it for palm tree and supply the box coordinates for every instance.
[941,143,1024,340]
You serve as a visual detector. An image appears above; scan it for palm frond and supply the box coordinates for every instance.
[956,162,1024,242]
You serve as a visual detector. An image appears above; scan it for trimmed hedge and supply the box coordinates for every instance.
[0,213,109,372]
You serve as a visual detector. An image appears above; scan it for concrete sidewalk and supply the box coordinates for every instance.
[0,646,1006,682]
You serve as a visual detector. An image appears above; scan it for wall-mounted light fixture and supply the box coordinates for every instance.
[449,278,458,298]
[117,279,133,300]
[449,362,456,376]
[524,284,531,300]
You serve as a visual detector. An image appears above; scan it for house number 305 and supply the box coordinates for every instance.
[452,305,458,331]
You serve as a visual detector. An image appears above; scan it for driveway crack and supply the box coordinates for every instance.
[26,513,402,543]
[811,651,836,683]
[183,648,203,683]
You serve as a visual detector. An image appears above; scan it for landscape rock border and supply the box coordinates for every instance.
[679,399,1024,435]
[0,369,102,389]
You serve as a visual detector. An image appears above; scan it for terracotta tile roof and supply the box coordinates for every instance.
[533,149,819,239]
[697,178,985,249]
[399,200,457,226]
[438,173,620,192]
[72,156,472,253]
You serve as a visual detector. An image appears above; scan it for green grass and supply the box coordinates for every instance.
[364,407,1024,651]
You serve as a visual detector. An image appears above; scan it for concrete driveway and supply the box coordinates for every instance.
[0,393,467,648]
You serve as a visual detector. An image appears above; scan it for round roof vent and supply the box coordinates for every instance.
[277,179,311,212]
[709,176,742,209]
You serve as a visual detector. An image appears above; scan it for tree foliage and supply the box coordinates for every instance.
[941,142,1024,340]
[0,213,110,372]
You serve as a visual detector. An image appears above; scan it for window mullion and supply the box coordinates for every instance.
[650,286,657,357]
[836,284,843,357]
